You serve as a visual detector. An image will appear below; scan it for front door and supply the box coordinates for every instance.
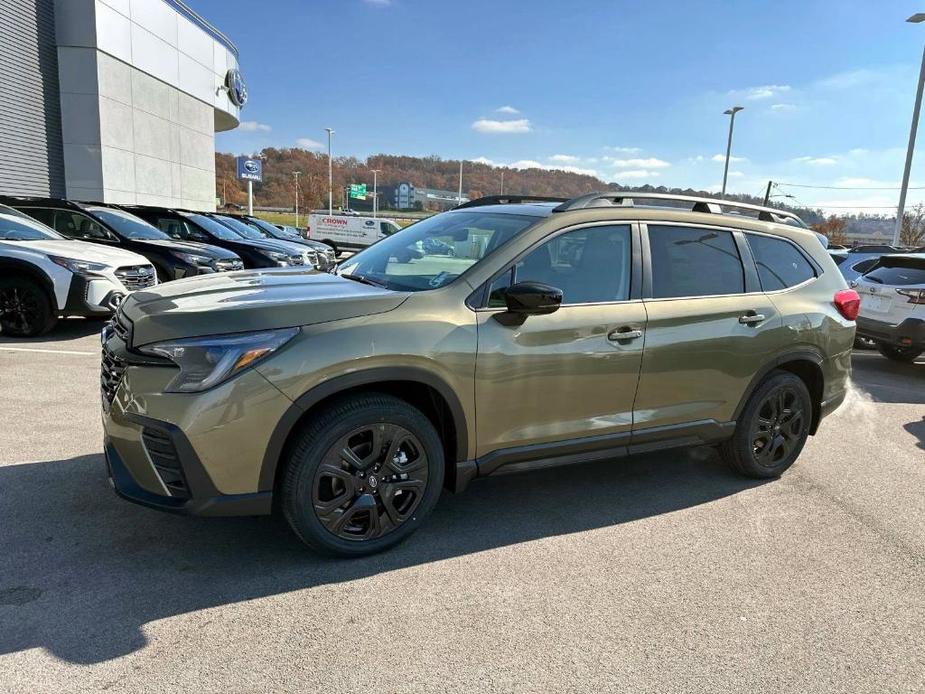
[474,223,646,462]
[633,223,783,436]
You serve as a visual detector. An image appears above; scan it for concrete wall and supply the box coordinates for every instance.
[53,0,241,210]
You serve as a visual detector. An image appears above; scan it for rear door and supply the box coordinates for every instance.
[633,223,782,438]
[858,257,925,326]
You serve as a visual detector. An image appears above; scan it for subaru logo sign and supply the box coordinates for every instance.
[225,69,248,108]
[236,156,263,182]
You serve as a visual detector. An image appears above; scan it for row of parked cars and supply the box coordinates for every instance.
[0,197,336,337]
[829,244,925,362]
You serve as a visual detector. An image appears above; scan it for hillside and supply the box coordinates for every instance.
[216,149,825,224]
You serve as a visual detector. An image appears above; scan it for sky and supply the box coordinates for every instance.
[203,0,925,214]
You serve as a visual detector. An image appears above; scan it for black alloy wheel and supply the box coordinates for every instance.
[282,393,444,556]
[720,370,811,479]
[313,423,429,541]
[0,279,56,337]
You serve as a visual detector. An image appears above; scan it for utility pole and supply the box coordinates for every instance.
[293,171,302,228]
[371,169,380,218]
[325,128,335,216]
[763,180,773,206]
[721,106,744,198]
[458,160,463,206]
[500,170,504,195]
[896,21,925,245]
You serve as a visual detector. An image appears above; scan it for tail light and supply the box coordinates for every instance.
[834,289,860,320]
[896,288,925,304]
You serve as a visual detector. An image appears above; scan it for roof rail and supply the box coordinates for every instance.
[552,192,808,228]
[454,195,569,210]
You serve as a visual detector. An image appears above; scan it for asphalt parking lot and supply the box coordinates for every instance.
[0,320,923,693]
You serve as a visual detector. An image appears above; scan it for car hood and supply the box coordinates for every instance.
[121,269,409,346]
[8,239,150,267]
[132,238,239,259]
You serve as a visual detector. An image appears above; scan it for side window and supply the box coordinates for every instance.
[852,258,878,275]
[487,268,514,308]
[491,225,632,306]
[380,222,395,236]
[54,211,114,241]
[649,225,744,298]
[747,234,816,291]
[23,208,55,227]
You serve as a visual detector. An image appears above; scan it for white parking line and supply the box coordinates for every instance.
[0,346,97,356]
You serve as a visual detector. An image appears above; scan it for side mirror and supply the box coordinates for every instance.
[504,281,563,316]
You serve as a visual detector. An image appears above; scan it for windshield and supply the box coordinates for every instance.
[247,217,286,238]
[186,214,243,241]
[0,210,64,241]
[90,208,169,240]
[215,215,267,240]
[338,211,539,291]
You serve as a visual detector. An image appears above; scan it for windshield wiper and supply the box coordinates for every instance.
[339,273,389,289]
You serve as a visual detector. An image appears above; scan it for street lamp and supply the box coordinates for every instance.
[895,13,925,246]
[293,171,302,229]
[324,128,335,216]
[721,106,744,198]
[370,169,380,218]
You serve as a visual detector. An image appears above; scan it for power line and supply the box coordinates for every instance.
[776,181,925,191]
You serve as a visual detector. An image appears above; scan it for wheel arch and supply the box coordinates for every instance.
[734,349,826,435]
[259,367,470,496]
[0,258,58,307]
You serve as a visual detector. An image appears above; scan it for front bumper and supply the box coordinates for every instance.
[856,316,925,349]
[63,273,121,317]
[101,331,293,517]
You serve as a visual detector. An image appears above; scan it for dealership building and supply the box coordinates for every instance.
[0,0,243,211]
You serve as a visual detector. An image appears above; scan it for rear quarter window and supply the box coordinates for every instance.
[747,234,816,291]
[864,264,925,286]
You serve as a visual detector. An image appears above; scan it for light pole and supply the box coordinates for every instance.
[721,106,744,198]
[458,160,463,206]
[325,128,335,215]
[293,170,302,228]
[895,13,925,245]
[500,170,504,195]
[370,169,380,218]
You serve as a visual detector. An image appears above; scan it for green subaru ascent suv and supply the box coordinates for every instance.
[101,193,858,556]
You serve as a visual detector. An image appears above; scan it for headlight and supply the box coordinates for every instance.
[259,250,290,265]
[49,255,108,274]
[172,251,213,267]
[138,327,299,393]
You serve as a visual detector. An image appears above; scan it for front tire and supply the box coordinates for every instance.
[0,277,57,337]
[876,343,922,363]
[720,371,812,479]
[281,393,444,556]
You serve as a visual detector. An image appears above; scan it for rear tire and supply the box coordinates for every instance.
[281,393,444,557]
[876,343,922,363]
[719,371,812,479]
[0,277,57,337]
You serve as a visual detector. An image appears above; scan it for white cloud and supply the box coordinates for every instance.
[503,159,598,177]
[363,0,391,6]
[618,170,659,180]
[238,121,271,132]
[793,156,838,166]
[471,118,532,134]
[472,156,497,166]
[727,170,745,178]
[611,157,671,169]
[496,105,520,115]
[549,154,580,164]
[710,154,748,163]
[295,137,323,150]
[770,103,797,112]
[816,69,878,90]
[731,84,791,100]
[604,146,642,154]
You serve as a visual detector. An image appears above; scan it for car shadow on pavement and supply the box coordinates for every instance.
[0,446,765,664]
[848,351,925,405]
[0,318,104,345]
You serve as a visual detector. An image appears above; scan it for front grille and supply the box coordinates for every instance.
[100,345,126,405]
[304,250,319,267]
[214,258,244,272]
[289,255,304,266]
[141,427,190,498]
[112,309,131,343]
[115,265,157,291]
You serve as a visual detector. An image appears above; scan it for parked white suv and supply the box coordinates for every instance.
[853,253,925,362]
[0,204,156,337]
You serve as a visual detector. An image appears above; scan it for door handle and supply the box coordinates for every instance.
[608,327,643,341]
[738,312,766,325]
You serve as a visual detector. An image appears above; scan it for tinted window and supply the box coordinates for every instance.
[864,262,925,286]
[22,208,55,227]
[52,211,117,242]
[90,208,169,240]
[186,214,242,241]
[0,210,62,240]
[649,226,743,298]
[747,234,816,291]
[852,258,879,274]
[490,225,632,306]
[831,254,848,266]
[215,215,266,239]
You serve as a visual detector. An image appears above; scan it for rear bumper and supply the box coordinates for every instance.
[856,316,925,349]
